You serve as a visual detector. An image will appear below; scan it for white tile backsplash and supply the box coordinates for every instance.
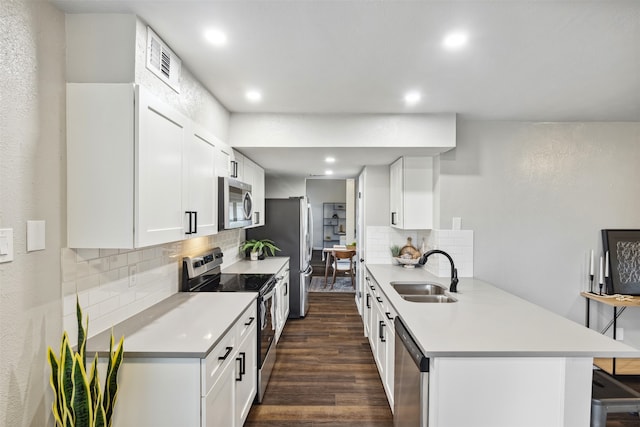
[426,229,474,278]
[62,229,245,338]
[364,226,473,278]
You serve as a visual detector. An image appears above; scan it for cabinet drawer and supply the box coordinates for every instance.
[202,327,236,395]
[237,303,257,343]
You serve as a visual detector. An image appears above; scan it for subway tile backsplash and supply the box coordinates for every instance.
[62,229,245,339]
[366,226,473,278]
[425,229,474,278]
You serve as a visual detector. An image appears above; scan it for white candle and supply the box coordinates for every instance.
[605,251,610,277]
[590,250,594,276]
[599,256,604,284]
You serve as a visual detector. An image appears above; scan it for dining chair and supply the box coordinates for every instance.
[329,250,356,289]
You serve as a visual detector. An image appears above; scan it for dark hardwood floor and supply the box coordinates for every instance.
[245,293,393,427]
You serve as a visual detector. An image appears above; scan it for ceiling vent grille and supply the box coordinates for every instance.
[146,27,181,93]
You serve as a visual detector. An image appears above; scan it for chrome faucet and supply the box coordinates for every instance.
[418,249,459,293]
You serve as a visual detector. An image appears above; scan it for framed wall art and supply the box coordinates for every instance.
[602,229,640,295]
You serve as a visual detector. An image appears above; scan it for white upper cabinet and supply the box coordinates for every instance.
[136,88,189,247]
[389,156,434,230]
[233,150,265,228]
[230,150,244,181]
[68,83,189,248]
[215,144,233,178]
[184,125,219,238]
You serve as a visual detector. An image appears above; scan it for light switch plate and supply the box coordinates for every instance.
[27,220,46,252]
[0,228,14,263]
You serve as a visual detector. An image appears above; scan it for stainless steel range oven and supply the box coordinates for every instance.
[181,248,276,403]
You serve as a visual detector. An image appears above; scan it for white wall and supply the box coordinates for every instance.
[265,175,307,199]
[0,1,65,425]
[306,179,347,249]
[439,120,640,345]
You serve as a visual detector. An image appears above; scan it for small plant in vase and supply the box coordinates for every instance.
[241,239,281,261]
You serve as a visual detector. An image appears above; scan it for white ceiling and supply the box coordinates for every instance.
[52,0,640,177]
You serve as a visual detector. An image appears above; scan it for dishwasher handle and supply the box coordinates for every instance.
[395,317,429,372]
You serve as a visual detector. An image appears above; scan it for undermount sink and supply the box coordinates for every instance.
[390,281,457,303]
[402,294,458,303]
[391,282,447,295]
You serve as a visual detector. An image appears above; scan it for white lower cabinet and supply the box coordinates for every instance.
[274,262,290,343]
[204,358,236,427]
[235,320,257,424]
[364,270,396,411]
[112,303,257,427]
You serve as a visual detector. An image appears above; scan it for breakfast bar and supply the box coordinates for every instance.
[365,264,640,427]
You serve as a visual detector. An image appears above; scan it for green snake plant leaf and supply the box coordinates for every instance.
[59,333,75,421]
[76,296,87,363]
[71,353,93,427]
[47,347,64,427]
[88,353,100,412]
[103,334,124,427]
[93,387,106,427]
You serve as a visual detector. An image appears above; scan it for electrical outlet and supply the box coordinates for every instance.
[129,265,138,287]
[616,327,624,341]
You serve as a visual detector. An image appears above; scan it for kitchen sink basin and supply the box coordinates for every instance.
[390,281,457,303]
[402,294,458,303]
[391,282,446,296]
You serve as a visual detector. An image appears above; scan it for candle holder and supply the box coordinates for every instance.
[589,274,596,294]
[599,281,604,296]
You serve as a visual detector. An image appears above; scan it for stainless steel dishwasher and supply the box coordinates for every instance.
[394,317,430,426]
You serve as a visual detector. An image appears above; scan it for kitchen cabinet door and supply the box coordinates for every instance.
[389,156,434,230]
[183,124,218,238]
[281,267,290,321]
[203,358,236,427]
[389,158,404,228]
[135,86,188,247]
[235,324,257,425]
[215,144,233,178]
[67,83,188,248]
[231,150,245,181]
[251,162,265,227]
[275,264,290,342]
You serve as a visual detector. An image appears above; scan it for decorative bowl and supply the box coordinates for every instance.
[393,256,420,268]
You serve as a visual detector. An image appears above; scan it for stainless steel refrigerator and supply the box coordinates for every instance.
[246,197,313,318]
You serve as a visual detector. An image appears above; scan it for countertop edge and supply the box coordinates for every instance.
[86,293,257,359]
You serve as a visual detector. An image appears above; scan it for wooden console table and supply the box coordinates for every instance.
[581,292,640,375]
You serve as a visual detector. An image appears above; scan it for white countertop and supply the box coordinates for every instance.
[367,264,640,358]
[86,293,257,358]
[222,256,289,275]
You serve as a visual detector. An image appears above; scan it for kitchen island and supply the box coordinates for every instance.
[366,264,640,427]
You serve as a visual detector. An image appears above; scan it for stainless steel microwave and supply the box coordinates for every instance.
[218,177,253,230]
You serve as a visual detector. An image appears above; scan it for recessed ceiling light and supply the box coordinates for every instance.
[443,31,468,50]
[246,90,262,102]
[325,170,334,175]
[204,29,227,46]
[325,157,336,163]
[404,91,421,105]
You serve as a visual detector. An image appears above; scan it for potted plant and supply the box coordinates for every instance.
[241,239,281,261]
[47,298,124,427]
